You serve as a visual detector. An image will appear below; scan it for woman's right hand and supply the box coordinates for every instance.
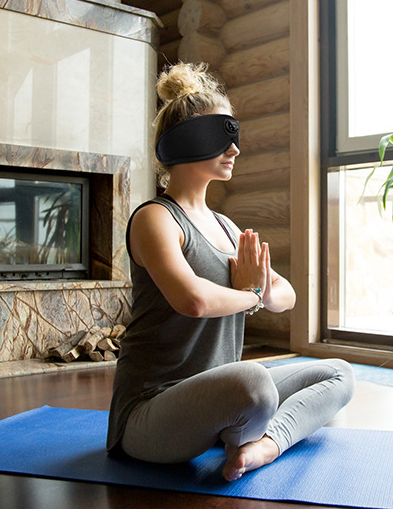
[230,229,270,293]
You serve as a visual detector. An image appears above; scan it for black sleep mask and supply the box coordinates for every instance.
[155,114,240,165]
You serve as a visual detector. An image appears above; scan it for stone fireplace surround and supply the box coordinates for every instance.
[0,0,160,362]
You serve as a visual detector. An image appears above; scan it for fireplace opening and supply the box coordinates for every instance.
[0,170,89,280]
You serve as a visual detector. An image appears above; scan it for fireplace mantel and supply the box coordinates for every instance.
[0,0,160,361]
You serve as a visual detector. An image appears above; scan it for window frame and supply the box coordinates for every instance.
[319,0,393,348]
[289,0,393,367]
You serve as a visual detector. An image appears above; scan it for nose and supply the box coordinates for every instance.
[226,143,240,157]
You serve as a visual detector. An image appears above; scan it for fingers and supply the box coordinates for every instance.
[261,242,272,299]
[232,230,268,290]
[237,232,245,265]
[265,243,271,270]
[259,242,269,267]
[239,229,259,265]
[250,230,260,265]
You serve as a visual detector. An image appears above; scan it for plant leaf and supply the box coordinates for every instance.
[358,164,377,204]
[381,172,393,210]
[379,133,393,162]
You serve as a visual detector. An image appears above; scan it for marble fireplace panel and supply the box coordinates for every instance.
[0,281,132,362]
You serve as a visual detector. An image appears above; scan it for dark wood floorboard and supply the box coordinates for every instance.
[1,362,392,509]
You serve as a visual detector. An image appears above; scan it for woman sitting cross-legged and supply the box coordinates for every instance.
[106,62,355,482]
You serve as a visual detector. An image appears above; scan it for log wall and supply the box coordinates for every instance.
[123,0,182,67]
[122,0,291,349]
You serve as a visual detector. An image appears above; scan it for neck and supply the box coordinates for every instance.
[165,175,209,213]
[165,186,208,213]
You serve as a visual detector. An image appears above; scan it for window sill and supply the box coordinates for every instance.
[297,341,393,369]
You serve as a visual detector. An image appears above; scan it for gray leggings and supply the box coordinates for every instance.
[121,359,355,463]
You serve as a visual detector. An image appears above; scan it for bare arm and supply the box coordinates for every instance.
[129,204,259,318]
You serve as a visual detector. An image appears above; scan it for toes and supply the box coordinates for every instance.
[224,467,245,482]
[223,457,247,482]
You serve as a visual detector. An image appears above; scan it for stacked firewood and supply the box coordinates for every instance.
[45,324,126,363]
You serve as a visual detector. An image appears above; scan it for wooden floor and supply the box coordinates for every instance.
[1,362,393,509]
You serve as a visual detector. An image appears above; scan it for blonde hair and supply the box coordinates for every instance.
[153,62,233,188]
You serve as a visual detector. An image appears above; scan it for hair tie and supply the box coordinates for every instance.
[178,84,201,97]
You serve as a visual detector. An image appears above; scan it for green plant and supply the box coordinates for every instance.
[38,184,81,264]
[362,133,393,216]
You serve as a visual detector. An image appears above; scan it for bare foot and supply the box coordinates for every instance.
[222,436,279,482]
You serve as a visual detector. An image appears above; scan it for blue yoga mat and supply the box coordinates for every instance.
[0,406,392,508]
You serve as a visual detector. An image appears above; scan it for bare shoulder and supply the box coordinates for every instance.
[130,202,184,266]
[131,202,181,233]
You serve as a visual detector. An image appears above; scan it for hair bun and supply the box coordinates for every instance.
[156,62,207,102]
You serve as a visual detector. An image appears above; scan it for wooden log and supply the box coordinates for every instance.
[219,0,281,19]
[89,351,104,362]
[62,346,83,363]
[158,40,180,68]
[220,37,289,88]
[220,1,289,52]
[79,326,112,354]
[221,188,290,228]
[231,149,289,178]
[178,32,226,69]
[228,74,289,120]
[110,324,126,338]
[228,150,290,191]
[257,226,290,262]
[47,330,87,359]
[104,351,117,362]
[206,180,227,209]
[244,330,290,350]
[160,9,181,45]
[178,0,226,36]
[229,167,290,193]
[246,308,291,335]
[239,113,289,153]
[97,338,118,352]
[245,324,290,346]
[122,0,182,16]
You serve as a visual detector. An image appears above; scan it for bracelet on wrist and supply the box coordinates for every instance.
[242,287,264,315]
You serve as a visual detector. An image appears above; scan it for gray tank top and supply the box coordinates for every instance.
[107,195,245,454]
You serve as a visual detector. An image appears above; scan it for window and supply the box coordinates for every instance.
[0,172,89,280]
[335,0,393,153]
[321,0,393,347]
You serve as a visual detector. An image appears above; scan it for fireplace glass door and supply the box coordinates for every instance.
[0,172,89,280]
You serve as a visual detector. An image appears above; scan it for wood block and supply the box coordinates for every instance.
[97,338,118,352]
[62,346,83,363]
[104,351,117,362]
[89,351,104,362]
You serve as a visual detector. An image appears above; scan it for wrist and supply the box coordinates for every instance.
[242,287,264,315]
